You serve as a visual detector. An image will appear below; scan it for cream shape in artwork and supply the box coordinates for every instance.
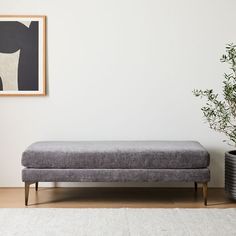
[0,50,21,91]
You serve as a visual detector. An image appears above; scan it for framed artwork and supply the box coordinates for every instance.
[0,15,46,96]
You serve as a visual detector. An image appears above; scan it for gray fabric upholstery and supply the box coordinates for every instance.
[22,141,209,169]
[22,168,210,182]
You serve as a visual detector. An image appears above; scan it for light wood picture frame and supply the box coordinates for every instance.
[0,15,46,96]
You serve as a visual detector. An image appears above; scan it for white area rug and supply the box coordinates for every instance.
[0,208,236,236]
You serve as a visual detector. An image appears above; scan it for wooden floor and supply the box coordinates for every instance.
[0,187,235,208]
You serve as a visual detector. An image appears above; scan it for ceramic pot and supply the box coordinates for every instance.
[225,150,236,200]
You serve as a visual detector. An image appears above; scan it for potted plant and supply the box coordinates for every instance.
[193,43,236,200]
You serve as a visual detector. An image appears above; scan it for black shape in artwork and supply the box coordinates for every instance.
[0,21,39,91]
[0,76,3,91]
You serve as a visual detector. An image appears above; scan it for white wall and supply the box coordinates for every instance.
[0,0,235,187]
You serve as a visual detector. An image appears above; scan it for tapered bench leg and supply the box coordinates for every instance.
[25,182,38,206]
[25,182,30,206]
[194,182,198,192]
[203,182,208,206]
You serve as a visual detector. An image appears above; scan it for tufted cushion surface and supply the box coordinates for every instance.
[22,141,210,169]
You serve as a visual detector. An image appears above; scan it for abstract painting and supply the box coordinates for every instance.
[0,16,46,96]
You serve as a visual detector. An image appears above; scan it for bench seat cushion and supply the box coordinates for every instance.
[22,141,209,169]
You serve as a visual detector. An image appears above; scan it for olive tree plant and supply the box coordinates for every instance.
[193,44,236,145]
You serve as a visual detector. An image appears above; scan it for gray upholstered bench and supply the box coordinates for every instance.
[21,141,210,206]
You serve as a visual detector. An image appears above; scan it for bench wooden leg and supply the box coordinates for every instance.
[194,182,198,192]
[25,182,30,206]
[203,182,208,206]
[25,182,38,206]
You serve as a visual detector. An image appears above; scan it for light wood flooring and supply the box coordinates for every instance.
[0,187,235,208]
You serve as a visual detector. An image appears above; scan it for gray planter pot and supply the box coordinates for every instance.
[225,150,236,200]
